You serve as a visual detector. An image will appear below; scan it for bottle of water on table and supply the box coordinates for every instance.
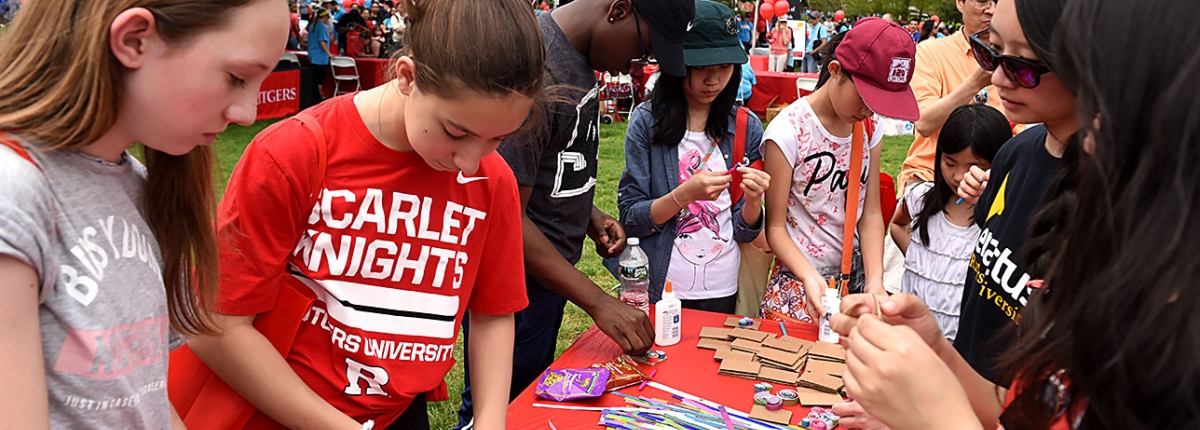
[618,237,650,314]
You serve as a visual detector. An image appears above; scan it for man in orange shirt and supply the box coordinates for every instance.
[897,0,1003,190]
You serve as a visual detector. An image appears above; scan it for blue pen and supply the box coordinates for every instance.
[956,197,965,205]
[778,321,788,337]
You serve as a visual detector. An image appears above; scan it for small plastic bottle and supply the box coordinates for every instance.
[818,277,841,344]
[654,281,682,346]
[618,238,651,314]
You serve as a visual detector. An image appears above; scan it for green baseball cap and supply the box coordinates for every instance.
[683,0,749,68]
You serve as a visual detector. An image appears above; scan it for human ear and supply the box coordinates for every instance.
[109,8,159,69]
[827,60,844,80]
[606,0,632,24]
[394,56,418,95]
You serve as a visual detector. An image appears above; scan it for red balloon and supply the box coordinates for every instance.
[834,10,845,21]
[931,15,940,22]
[774,0,789,17]
[759,2,774,20]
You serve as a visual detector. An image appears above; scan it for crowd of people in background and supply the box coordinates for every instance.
[289,0,408,59]
[734,8,962,74]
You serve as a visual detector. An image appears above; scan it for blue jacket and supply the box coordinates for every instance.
[615,102,765,302]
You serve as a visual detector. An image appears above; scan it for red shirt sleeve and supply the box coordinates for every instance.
[465,158,529,315]
[216,122,322,315]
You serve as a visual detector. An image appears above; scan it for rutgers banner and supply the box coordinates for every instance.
[257,70,300,121]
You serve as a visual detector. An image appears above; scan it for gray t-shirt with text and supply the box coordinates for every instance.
[0,141,177,429]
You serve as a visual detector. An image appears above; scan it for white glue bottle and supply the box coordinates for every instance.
[818,277,841,344]
[655,281,682,346]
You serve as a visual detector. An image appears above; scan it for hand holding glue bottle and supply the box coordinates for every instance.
[818,277,841,344]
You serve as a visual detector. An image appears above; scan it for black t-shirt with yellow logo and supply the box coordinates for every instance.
[954,125,1059,384]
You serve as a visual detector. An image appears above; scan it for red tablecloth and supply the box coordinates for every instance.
[256,69,300,120]
[506,309,831,428]
[747,70,817,118]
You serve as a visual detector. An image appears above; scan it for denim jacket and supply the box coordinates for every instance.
[614,102,765,302]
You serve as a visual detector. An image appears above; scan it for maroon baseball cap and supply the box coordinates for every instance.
[835,17,919,121]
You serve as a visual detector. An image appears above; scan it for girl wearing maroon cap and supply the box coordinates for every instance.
[761,18,918,324]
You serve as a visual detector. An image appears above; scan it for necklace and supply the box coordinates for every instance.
[1045,128,1067,158]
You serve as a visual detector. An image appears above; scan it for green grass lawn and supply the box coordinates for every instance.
[210,117,912,429]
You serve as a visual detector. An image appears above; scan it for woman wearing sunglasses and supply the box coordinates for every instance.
[951,0,1080,387]
[829,0,1080,427]
[828,0,1200,427]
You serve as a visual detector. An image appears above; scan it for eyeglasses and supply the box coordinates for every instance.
[970,0,997,8]
[969,30,1050,89]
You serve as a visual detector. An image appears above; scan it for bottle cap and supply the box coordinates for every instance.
[628,237,640,246]
[663,281,675,300]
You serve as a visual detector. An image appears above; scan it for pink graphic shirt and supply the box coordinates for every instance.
[666,131,739,299]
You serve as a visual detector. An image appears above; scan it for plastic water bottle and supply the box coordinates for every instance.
[618,238,650,314]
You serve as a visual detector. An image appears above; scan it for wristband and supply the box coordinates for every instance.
[671,190,685,209]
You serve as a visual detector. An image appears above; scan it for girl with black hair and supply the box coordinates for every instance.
[889,104,1010,342]
[761,18,918,324]
[828,0,1200,427]
[618,0,771,312]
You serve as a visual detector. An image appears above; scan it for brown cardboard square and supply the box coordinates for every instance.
[699,326,734,340]
[760,359,805,373]
[730,338,764,354]
[724,316,763,330]
[804,359,846,377]
[757,366,800,385]
[762,335,805,353]
[797,386,845,406]
[798,370,843,393]
[730,328,771,343]
[796,339,815,353]
[757,347,804,367]
[809,341,846,361]
[749,404,793,425]
[697,338,731,350]
[723,350,756,363]
[713,345,733,361]
[718,357,761,376]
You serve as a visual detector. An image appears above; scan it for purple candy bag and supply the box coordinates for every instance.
[534,367,611,402]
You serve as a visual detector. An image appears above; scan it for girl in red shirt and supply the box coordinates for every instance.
[172,1,546,429]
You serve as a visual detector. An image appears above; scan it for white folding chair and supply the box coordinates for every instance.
[796,76,818,98]
[280,52,301,67]
[330,56,361,96]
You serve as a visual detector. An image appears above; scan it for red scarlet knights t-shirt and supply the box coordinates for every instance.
[216,94,528,425]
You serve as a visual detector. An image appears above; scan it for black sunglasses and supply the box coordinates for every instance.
[969,30,1050,89]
